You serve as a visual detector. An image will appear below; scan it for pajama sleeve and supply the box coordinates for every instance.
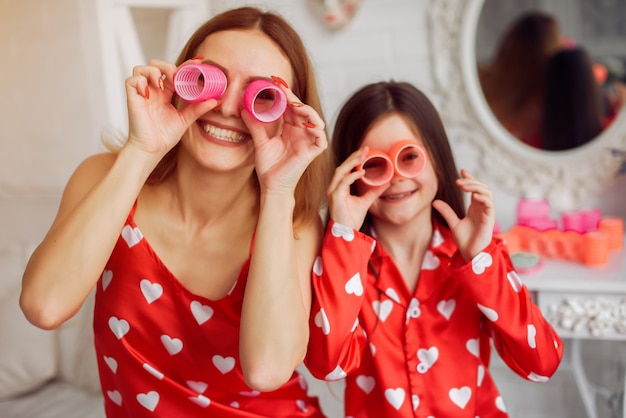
[450,238,564,382]
[304,221,374,381]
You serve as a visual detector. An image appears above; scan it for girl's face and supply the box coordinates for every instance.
[357,114,438,226]
[180,29,294,172]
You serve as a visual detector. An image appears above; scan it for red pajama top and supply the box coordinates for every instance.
[305,221,563,417]
[93,205,324,418]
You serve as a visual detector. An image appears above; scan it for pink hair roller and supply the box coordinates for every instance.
[174,63,227,102]
[357,139,428,186]
[243,79,288,122]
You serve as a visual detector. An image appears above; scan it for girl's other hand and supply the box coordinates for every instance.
[432,169,496,262]
[327,148,388,231]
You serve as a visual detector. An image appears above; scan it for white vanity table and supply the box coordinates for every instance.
[521,248,626,418]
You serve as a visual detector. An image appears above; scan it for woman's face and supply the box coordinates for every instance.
[180,29,294,172]
[357,114,438,226]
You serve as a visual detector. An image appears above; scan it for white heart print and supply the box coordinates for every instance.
[190,301,214,325]
[384,388,405,410]
[121,225,143,248]
[431,229,444,247]
[345,273,364,296]
[466,338,479,357]
[325,365,347,381]
[140,279,163,304]
[385,287,400,303]
[331,222,354,242]
[527,324,537,348]
[477,364,485,387]
[449,386,471,409]
[356,375,375,394]
[477,303,499,321]
[528,372,549,382]
[495,396,507,412]
[187,380,208,394]
[104,356,118,373]
[313,256,323,276]
[189,394,210,408]
[436,299,456,320]
[101,270,113,291]
[372,300,393,322]
[412,394,420,411]
[421,250,440,270]
[137,391,159,412]
[471,252,493,275]
[161,334,183,355]
[212,355,235,374]
[108,316,129,339]
[314,308,331,335]
[416,346,439,373]
[107,390,122,406]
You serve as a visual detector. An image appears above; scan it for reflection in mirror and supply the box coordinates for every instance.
[475,0,626,152]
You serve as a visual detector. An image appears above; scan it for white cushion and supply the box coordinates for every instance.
[56,290,101,394]
[0,283,58,400]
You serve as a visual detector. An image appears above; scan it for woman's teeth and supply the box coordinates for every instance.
[200,123,247,142]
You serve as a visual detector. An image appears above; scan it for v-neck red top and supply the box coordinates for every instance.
[93,205,324,417]
[305,221,563,417]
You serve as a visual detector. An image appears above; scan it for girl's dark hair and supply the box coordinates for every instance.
[542,47,604,151]
[331,81,465,230]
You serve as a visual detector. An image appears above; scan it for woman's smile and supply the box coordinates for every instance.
[197,120,251,144]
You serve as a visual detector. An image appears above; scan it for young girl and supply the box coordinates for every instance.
[304,81,563,417]
[21,7,330,418]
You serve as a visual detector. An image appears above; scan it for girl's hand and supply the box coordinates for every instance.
[242,82,328,195]
[124,58,220,159]
[327,148,388,231]
[432,169,496,262]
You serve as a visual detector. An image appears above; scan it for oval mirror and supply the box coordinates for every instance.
[428,0,626,211]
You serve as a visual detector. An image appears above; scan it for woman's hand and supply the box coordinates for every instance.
[433,169,496,262]
[124,58,220,159]
[327,148,388,231]
[243,84,328,195]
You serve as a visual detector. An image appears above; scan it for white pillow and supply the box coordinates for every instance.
[0,283,58,400]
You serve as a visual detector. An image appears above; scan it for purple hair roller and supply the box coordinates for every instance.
[174,64,227,102]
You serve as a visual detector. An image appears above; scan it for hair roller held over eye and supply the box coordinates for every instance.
[357,139,428,186]
[173,63,227,102]
[243,79,288,122]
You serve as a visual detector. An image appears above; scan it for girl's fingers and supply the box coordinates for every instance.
[432,199,460,228]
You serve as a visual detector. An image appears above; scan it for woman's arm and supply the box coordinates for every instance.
[20,148,159,329]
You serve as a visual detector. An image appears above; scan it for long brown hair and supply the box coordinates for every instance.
[148,7,330,226]
[480,11,561,133]
[542,47,604,151]
[331,81,465,231]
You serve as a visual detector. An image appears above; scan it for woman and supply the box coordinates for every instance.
[20,7,330,417]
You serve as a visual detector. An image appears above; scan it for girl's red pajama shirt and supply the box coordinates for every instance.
[305,221,563,417]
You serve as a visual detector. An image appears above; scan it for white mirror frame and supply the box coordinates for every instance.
[428,0,626,211]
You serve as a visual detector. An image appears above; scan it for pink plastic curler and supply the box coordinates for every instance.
[358,152,394,186]
[357,140,427,186]
[174,63,227,102]
[389,140,427,179]
[243,79,288,122]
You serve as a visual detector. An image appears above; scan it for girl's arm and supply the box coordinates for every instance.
[304,221,373,381]
[452,240,563,380]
